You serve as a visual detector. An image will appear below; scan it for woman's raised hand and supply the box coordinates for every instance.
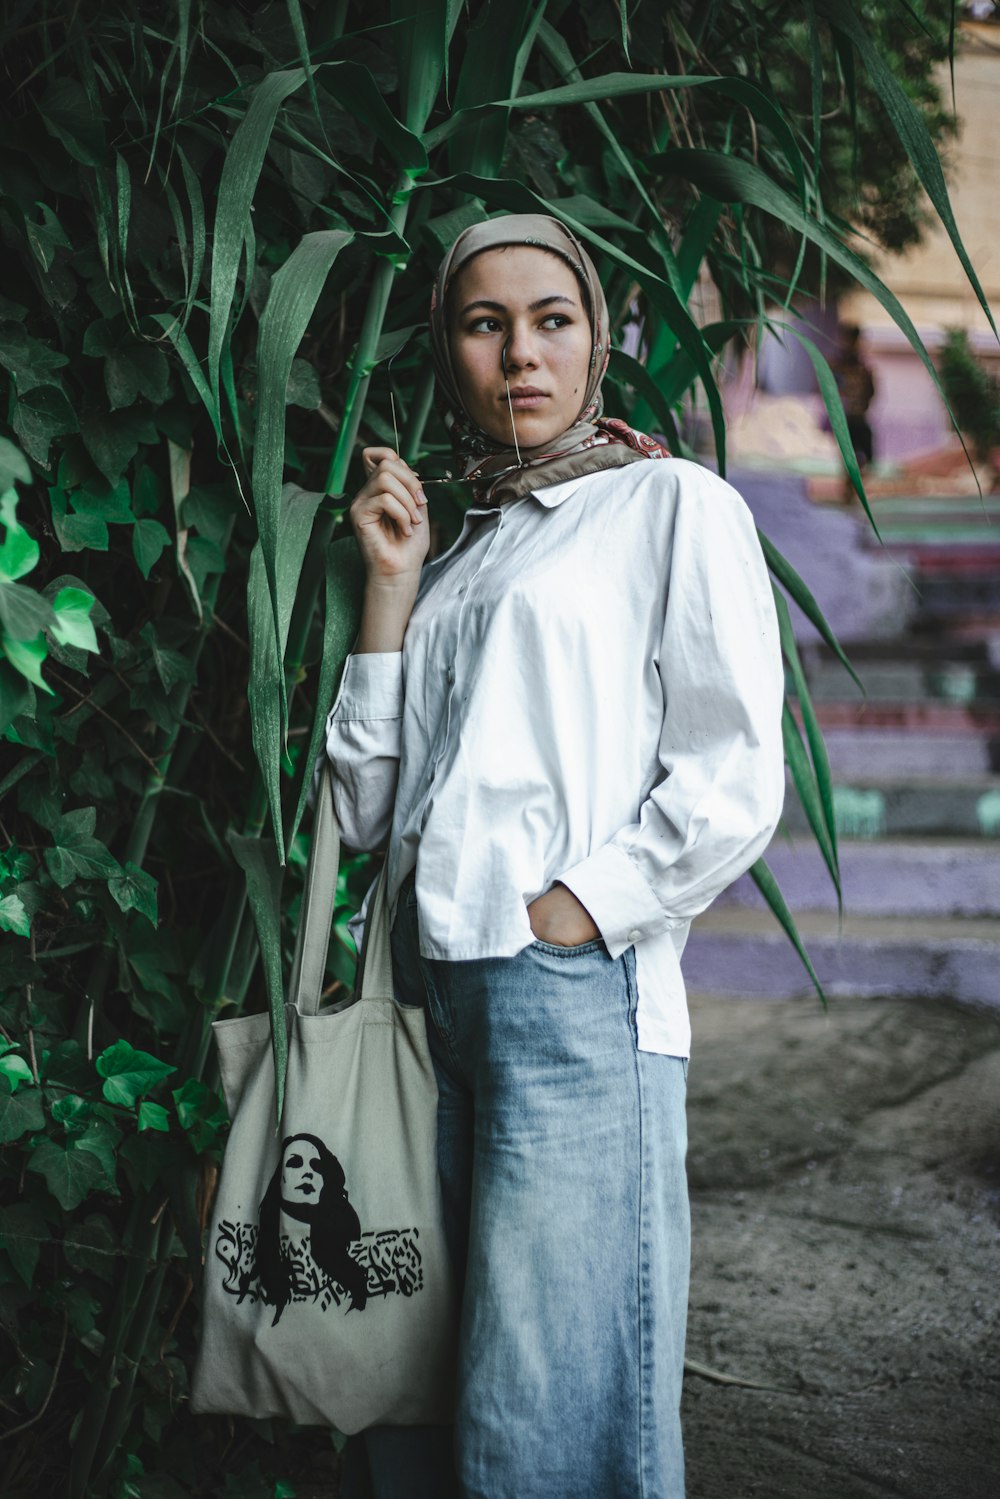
[350,447,430,582]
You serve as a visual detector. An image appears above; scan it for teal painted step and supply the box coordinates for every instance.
[780,777,1000,840]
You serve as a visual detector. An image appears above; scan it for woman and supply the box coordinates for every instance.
[325,215,785,1499]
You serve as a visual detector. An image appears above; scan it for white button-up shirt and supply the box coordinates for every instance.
[324,458,784,1056]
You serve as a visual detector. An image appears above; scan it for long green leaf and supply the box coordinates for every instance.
[782,701,837,890]
[251,228,352,766]
[773,587,841,896]
[656,150,964,428]
[819,0,996,338]
[606,348,682,450]
[428,69,805,200]
[749,857,827,1007]
[247,486,325,863]
[208,69,306,409]
[757,528,862,693]
[447,0,544,177]
[227,829,287,1117]
[771,320,878,534]
[288,538,366,850]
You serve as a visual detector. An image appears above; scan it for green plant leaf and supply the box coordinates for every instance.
[0,490,40,583]
[0,438,32,493]
[108,861,159,926]
[172,1078,228,1153]
[138,1101,170,1133]
[95,1039,176,1107]
[0,1075,44,1143]
[757,529,862,692]
[63,1213,119,1282]
[45,808,122,887]
[819,0,995,337]
[749,858,827,1007]
[0,580,55,641]
[2,632,50,691]
[0,1202,47,1287]
[228,829,287,1118]
[27,1138,107,1211]
[0,892,30,937]
[132,517,171,578]
[50,586,99,652]
[11,385,78,467]
[250,230,352,784]
[0,1048,33,1088]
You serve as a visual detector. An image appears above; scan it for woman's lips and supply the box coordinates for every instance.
[505,389,548,409]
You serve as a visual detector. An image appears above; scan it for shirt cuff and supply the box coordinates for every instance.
[328,651,404,723]
[557,843,677,959]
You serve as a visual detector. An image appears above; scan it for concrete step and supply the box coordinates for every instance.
[810,725,998,777]
[802,657,1000,705]
[685,907,1000,1007]
[780,775,1000,839]
[719,838,1000,918]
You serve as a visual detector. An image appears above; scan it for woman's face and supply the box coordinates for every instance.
[448,245,593,449]
[281,1140,323,1204]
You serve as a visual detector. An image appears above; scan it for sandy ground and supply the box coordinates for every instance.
[681,992,1000,1499]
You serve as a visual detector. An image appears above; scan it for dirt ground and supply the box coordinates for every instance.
[681,991,1000,1499]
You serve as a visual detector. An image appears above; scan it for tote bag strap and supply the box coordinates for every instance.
[288,762,342,1017]
[290,760,393,1015]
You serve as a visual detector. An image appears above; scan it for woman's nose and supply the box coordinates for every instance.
[502,323,539,372]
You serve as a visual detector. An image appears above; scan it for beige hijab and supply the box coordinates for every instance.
[429,214,669,506]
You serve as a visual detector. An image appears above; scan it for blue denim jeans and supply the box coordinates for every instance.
[342,870,690,1499]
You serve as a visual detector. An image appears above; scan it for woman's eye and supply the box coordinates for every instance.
[541,315,571,329]
[468,316,503,334]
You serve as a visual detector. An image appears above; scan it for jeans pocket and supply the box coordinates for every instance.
[528,936,607,957]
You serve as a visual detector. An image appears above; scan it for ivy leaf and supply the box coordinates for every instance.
[95,1039,176,1107]
[0,580,56,640]
[139,622,195,692]
[0,321,70,393]
[0,1076,44,1142]
[0,489,40,581]
[63,1213,119,1282]
[108,861,158,926]
[0,1040,33,1088]
[0,1202,48,1287]
[49,502,110,554]
[0,439,32,493]
[0,659,34,731]
[74,1116,121,1188]
[172,1078,228,1154]
[286,358,321,409]
[50,587,98,652]
[138,1101,170,1133]
[11,385,78,467]
[44,807,122,887]
[2,632,50,691]
[79,410,155,486]
[27,1138,107,1211]
[0,893,30,937]
[132,518,170,579]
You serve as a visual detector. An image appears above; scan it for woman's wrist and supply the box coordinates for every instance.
[355,574,421,653]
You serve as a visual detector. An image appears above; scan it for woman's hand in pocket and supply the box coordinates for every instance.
[526,884,601,947]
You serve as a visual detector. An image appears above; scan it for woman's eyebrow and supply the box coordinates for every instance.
[459,294,577,316]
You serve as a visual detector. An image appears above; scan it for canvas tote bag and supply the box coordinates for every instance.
[191,766,456,1432]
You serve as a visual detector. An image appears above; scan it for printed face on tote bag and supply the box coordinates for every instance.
[211,1131,425,1327]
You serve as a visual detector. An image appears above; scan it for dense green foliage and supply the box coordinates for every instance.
[0,0,985,1493]
[938,328,1000,460]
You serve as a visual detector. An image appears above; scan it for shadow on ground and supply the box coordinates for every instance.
[682,992,1000,1499]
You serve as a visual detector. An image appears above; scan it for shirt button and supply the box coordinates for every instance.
[627,929,641,943]
[446,666,455,684]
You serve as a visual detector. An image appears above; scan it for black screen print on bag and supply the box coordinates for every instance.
[213,1133,424,1326]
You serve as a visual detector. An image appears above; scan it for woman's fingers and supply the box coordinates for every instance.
[361,445,398,476]
[361,448,425,506]
[363,471,424,528]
